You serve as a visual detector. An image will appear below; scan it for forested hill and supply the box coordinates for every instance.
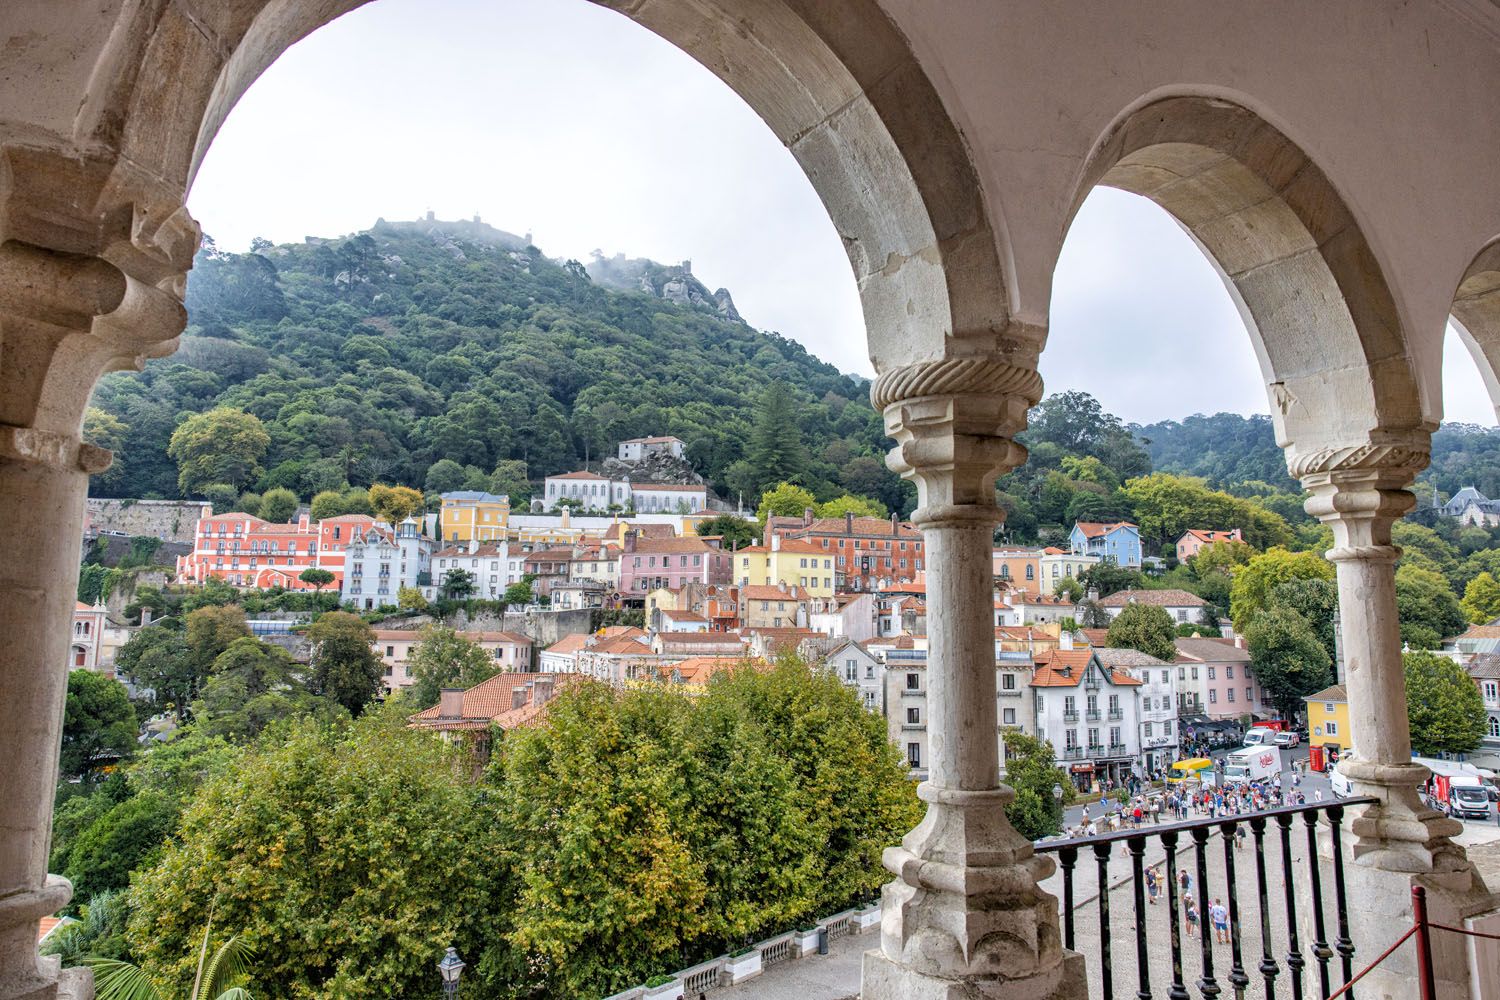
[1138,412,1500,503]
[84,217,910,512]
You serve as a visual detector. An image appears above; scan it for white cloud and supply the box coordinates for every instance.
[188,0,1494,428]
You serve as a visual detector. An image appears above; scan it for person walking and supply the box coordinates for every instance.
[1184,892,1200,939]
[1210,898,1229,944]
[1146,865,1160,905]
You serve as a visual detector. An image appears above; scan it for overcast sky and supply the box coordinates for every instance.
[189,0,1495,427]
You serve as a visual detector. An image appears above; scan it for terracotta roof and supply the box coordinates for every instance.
[1467,655,1500,680]
[1304,684,1347,703]
[1174,637,1252,662]
[659,609,708,621]
[1180,529,1244,544]
[434,543,506,558]
[740,584,807,601]
[588,635,655,655]
[622,436,684,444]
[656,656,751,684]
[995,626,1052,641]
[658,631,747,645]
[1098,589,1207,608]
[409,672,581,724]
[628,537,714,554]
[549,470,610,480]
[1459,625,1500,640]
[1093,647,1171,667]
[600,625,648,639]
[732,539,824,555]
[75,601,98,612]
[632,483,707,492]
[544,634,591,655]
[1005,590,1072,606]
[320,514,378,523]
[994,599,1013,610]
[1074,520,1137,538]
[1080,628,1110,646]
[785,516,922,538]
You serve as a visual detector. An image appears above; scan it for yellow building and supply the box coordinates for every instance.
[734,540,835,598]
[438,491,512,543]
[1303,684,1351,753]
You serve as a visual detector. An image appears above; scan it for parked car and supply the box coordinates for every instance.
[1273,731,1301,748]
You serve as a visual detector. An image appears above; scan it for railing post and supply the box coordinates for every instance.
[1327,805,1356,996]
[1093,839,1114,999]
[1302,810,1334,998]
[1128,835,1152,1000]
[1161,829,1190,1000]
[1411,886,1436,1000]
[1248,816,1280,995]
[1219,820,1249,998]
[1191,825,1220,999]
[1275,811,1305,997]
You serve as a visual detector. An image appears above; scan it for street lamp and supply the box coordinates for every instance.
[437,947,465,997]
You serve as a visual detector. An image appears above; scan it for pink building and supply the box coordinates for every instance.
[1175,528,1245,563]
[69,602,107,673]
[1174,636,1267,720]
[177,511,378,590]
[616,532,731,595]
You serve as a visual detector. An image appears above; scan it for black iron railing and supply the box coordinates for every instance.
[1035,796,1375,1000]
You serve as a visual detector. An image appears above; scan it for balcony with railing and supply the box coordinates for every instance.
[1061,746,1085,761]
[1063,710,1079,722]
[1035,798,1376,1000]
[1108,708,1124,721]
[1085,708,1101,721]
[998,687,1023,698]
[1108,741,1128,755]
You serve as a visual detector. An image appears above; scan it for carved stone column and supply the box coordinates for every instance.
[0,146,195,1000]
[1297,441,1491,999]
[862,357,1085,1000]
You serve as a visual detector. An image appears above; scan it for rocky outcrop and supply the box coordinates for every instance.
[587,252,746,323]
[600,451,706,487]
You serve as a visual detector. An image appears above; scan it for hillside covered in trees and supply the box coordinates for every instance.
[84,217,910,513]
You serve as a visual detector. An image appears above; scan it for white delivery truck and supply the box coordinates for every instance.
[1222,745,1281,785]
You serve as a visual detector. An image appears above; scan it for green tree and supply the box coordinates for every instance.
[1076,562,1145,598]
[257,486,298,523]
[1404,649,1487,755]
[1077,600,1111,628]
[309,489,347,520]
[816,494,888,519]
[298,567,335,592]
[1053,576,1085,603]
[745,383,809,493]
[1002,731,1070,839]
[1395,564,1468,648]
[397,586,428,611]
[113,625,194,714]
[488,459,531,502]
[305,612,381,715]
[185,605,250,679]
[60,671,138,780]
[1462,571,1500,625]
[756,481,817,523]
[1120,472,1292,552]
[167,407,270,496]
[442,568,476,601]
[1104,604,1179,661]
[1244,604,1333,719]
[41,890,132,964]
[89,922,256,1000]
[502,578,534,606]
[192,637,340,741]
[424,458,467,494]
[62,791,175,900]
[406,625,501,708]
[694,514,758,548]
[1229,546,1335,632]
[367,483,424,525]
[127,718,506,1000]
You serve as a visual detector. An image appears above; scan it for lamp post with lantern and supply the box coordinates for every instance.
[437,947,465,997]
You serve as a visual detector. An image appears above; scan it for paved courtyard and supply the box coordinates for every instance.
[718,819,1500,1000]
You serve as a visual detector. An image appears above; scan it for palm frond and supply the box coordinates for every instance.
[214,989,252,1000]
[197,936,254,1000]
[83,958,166,1000]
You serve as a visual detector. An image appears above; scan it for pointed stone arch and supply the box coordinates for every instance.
[1450,238,1500,422]
[1068,94,1431,468]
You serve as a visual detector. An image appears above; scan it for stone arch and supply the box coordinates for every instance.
[1066,94,1429,466]
[1450,238,1500,422]
[52,0,1013,374]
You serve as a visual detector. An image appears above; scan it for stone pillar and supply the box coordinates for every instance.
[862,357,1084,1000]
[0,146,195,1000]
[1297,443,1492,999]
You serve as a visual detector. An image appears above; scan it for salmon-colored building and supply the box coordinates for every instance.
[177,511,378,590]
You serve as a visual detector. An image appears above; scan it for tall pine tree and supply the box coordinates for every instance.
[745,383,808,493]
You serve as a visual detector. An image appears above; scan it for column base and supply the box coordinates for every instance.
[862,947,1087,1000]
[1338,864,1493,1000]
[0,877,79,1000]
[1344,761,1468,873]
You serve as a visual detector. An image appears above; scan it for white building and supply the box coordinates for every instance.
[1093,647,1178,775]
[825,638,884,713]
[1097,589,1211,626]
[808,591,878,642]
[618,435,686,462]
[882,647,1016,780]
[1032,648,1143,791]
[629,483,707,513]
[1039,549,1100,588]
[370,628,533,696]
[340,518,431,609]
[69,602,107,673]
[543,471,632,510]
[424,541,525,601]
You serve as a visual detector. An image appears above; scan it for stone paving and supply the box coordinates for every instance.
[717,819,1500,999]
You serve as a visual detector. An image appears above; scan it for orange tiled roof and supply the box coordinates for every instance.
[634,483,707,492]
[544,633,592,655]
[409,673,581,724]
[1099,589,1207,608]
[1074,520,1138,538]
[740,584,808,601]
[628,537,714,554]
[549,470,609,480]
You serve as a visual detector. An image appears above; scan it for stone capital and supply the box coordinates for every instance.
[872,356,1041,515]
[1293,439,1429,550]
[0,142,195,443]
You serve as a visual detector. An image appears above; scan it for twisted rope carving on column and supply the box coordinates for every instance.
[870,356,1043,411]
[1286,443,1429,481]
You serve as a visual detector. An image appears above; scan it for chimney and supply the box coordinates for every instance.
[624,529,637,553]
[891,512,899,535]
[1086,588,1099,603]
[1059,630,1073,651]
[468,537,479,555]
[536,676,555,705]
[426,209,436,222]
[140,607,152,627]
[1234,634,1245,649]
[803,506,814,527]
[512,685,529,710]
[845,511,854,535]
[438,688,464,720]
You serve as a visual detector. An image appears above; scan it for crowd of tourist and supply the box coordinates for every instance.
[1064,768,1313,838]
